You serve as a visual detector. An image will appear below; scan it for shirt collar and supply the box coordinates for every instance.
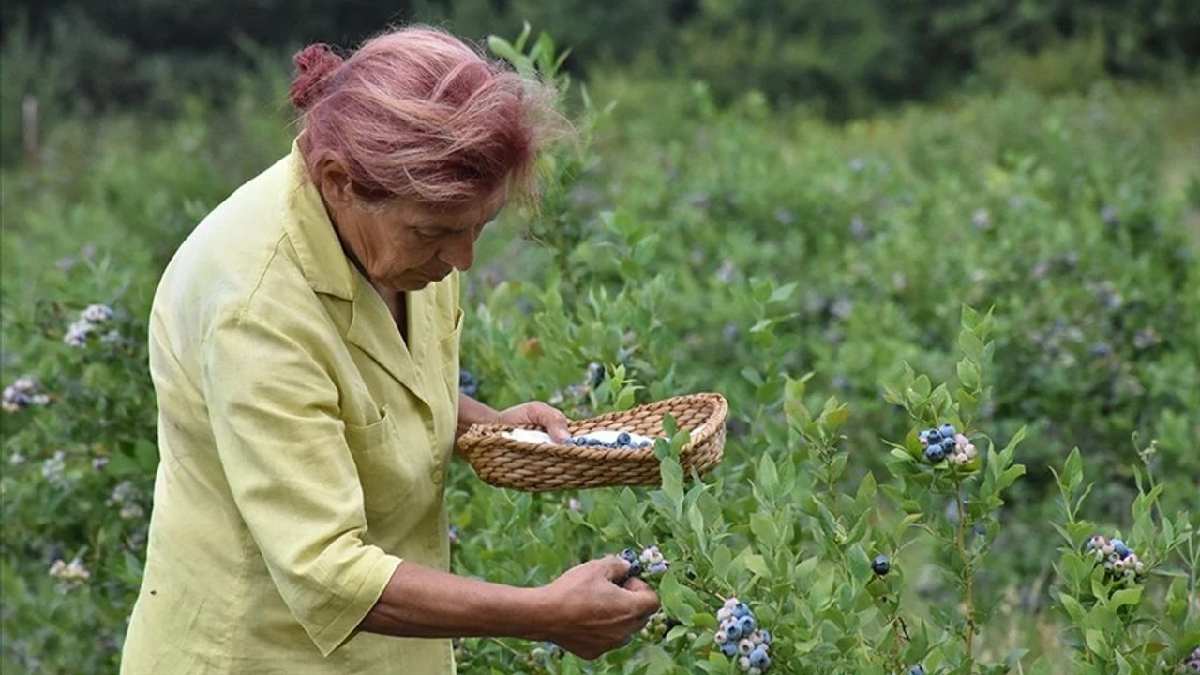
[282,139,356,302]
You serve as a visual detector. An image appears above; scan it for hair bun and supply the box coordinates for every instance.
[289,43,344,111]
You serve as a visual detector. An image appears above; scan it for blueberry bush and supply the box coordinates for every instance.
[2,26,1198,674]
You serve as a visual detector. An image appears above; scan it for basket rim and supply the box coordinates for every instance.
[457,392,727,461]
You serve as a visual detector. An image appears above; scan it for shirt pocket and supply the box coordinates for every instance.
[343,403,435,519]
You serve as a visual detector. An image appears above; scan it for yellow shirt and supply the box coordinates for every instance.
[121,141,460,674]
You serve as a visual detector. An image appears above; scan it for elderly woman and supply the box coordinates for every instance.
[120,26,659,674]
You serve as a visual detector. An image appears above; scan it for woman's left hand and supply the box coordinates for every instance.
[498,402,572,443]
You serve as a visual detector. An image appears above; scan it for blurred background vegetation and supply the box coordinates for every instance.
[3,0,1200,163]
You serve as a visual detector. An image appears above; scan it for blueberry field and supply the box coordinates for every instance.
[3,25,1200,675]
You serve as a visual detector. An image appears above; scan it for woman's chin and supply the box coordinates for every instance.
[389,276,432,291]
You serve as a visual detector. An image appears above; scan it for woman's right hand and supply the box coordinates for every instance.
[534,556,661,660]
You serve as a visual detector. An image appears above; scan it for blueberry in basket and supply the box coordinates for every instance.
[500,428,657,450]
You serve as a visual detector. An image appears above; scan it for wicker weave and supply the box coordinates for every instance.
[457,392,728,492]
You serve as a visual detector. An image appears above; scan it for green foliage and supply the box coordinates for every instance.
[2,24,1199,675]
[3,0,1199,160]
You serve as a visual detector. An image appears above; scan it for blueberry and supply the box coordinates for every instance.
[939,423,956,438]
[626,561,642,578]
[872,555,891,576]
[458,369,479,397]
[758,629,772,645]
[1112,539,1132,559]
[738,615,756,634]
[619,548,638,564]
[908,667,926,675]
[617,432,631,446]
[733,602,751,618]
[749,645,770,668]
[720,641,738,657]
[918,430,930,446]
[939,438,957,454]
[588,362,606,388]
[925,428,942,443]
[726,622,743,641]
[924,445,945,463]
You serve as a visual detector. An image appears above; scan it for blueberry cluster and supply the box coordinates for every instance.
[639,609,681,642]
[619,546,670,579]
[918,423,977,465]
[64,303,115,348]
[587,361,606,389]
[458,369,479,398]
[2,376,51,413]
[525,641,562,670]
[712,598,772,673]
[1180,646,1200,672]
[566,431,653,450]
[48,558,91,584]
[1084,535,1146,585]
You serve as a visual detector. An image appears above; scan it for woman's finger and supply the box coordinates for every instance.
[537,403,571,441]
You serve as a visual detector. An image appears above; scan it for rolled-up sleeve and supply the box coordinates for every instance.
[201,304,401,657]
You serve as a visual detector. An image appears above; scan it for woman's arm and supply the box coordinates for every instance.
[359,556,660,660]
[457,393,500,439]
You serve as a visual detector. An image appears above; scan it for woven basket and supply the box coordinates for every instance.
[457,392,728,492]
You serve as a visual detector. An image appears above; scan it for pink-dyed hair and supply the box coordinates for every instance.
[290,26,566,207]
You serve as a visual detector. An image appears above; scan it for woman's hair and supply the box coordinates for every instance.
[289,26,568,207]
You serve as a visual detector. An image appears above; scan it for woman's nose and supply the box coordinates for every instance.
[439,232,475,271]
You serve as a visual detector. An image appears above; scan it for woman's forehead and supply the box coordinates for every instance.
[405,189,506,229]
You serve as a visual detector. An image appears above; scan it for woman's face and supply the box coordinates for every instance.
[316,160,506,293]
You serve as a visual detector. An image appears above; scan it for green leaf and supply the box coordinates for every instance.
[134,438,159,470]
[486,36,524,67]
[1064,447,1083,493]
[956,358,980,390]
[663,414,679,438]
[1058,592,1086,623]
[847,544,872,583]
[658,572,686,617]
[997,464,1027,491]
[749,513,779,548]
[959,329,984,362]
[855,471,877,507]
[1109,586,1142,609]
[712,545,732,578]
[688,503,706,551]
[741,552,770,578]
[1002,425,1028,457]
[769,281,798,304]
[757,454,778,496]
[660,459,684,515]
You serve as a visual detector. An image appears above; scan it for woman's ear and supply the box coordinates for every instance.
[315,158,355,209]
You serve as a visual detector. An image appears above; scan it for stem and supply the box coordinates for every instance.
[888,611,911,671]
[675,572,730,605]
[954,479,976,664]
